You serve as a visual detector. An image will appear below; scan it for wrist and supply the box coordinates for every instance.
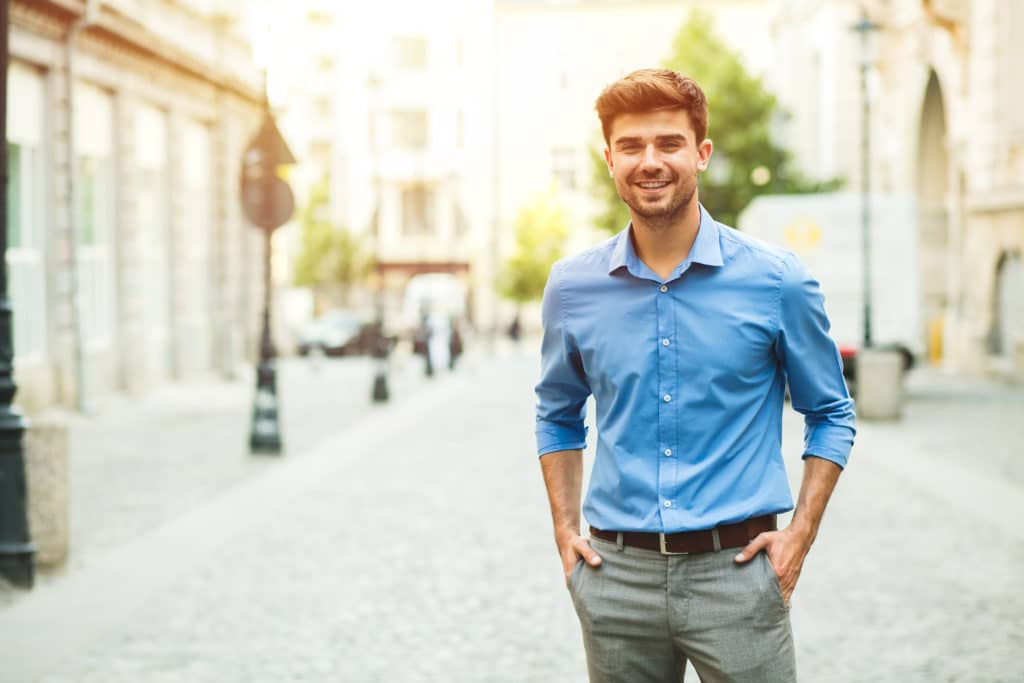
[786,517,817,545]
[554,525,581,546]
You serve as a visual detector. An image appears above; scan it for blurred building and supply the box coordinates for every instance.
[271,0,494,330]
[270,0,777,336]
[770,0,1024,379]
[7,0,267,413]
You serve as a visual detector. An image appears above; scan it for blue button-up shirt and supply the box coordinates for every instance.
[535,205,855,533]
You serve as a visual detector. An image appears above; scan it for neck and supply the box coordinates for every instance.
[630,197,702,281]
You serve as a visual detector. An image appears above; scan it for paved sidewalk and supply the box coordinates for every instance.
[1,354,1021,682]
[1,347,453,607]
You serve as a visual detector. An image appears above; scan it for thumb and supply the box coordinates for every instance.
[734,534,768,564]
[576,539,603,566]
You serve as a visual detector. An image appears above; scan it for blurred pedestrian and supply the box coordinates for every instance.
[426,310,451,375]
[415,309,433,377]
[508,313,522,342]
[448,318,464,370]
[533,68,856,682]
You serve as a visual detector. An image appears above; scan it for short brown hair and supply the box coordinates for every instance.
[595,68,709,145]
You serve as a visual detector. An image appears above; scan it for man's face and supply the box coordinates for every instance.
[604,109,712,227]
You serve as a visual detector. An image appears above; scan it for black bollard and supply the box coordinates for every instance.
[371,323,390,403]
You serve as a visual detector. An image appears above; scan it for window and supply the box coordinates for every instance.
[551,146,576,190]
[393,36,428,70]
[6,144,22,248]
[182,121,213,359]
[401,185,434,235]
[74,82,116,348]
[136,105,172,379]
[77,155,113,246]
[392,110,428,149]
[6,136,45,359]
[8,63,47,361]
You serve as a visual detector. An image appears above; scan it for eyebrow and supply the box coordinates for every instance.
[613,134,688,148]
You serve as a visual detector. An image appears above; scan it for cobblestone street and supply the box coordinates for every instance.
[1,349,1022,682]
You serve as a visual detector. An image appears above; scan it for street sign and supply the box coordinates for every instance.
[240,110,296,232]
[241,171,294,231]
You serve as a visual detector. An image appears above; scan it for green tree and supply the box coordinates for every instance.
[293,176,373,309]
[496,190,568,306]
[590,11,839,231]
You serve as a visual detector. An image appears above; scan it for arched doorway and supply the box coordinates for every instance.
[989,251,1024,360]
[915,70,950,363]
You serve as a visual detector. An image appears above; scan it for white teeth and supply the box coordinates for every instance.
[637,181,669,188]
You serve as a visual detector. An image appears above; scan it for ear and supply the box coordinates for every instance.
[603,147,614,176]
[696,138,713,172]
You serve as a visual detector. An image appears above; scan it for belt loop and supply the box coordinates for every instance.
[616,532,624,551]
[711,527,722,552]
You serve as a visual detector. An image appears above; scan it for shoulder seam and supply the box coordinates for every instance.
[553,262,571,349]
[773,251,793,336]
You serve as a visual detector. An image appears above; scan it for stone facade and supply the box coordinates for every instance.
[770,0,1024,380]
[8,0,268,413]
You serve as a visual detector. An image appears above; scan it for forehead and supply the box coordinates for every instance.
[608,108,696,144]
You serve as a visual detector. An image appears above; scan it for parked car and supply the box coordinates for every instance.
[296,309,376,357]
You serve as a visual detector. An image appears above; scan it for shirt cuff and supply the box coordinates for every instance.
[536,423,588,457]
[803,424,854,469]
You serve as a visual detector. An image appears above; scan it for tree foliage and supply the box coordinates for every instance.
[496,191,568,305]
[293,176,373,304]
[590,11,839,231]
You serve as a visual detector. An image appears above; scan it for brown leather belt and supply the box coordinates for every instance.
[590,515,777,555]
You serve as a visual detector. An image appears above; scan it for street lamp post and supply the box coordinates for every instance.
[365,78,390,404]
[852,11,881,350]
[0,0,36,588]
[241,100,296,454]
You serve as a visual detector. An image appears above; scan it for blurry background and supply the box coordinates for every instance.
[7,0,1023,411]
[3,1,1023,681]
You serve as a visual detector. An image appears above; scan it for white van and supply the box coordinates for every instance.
[738,192,922,379]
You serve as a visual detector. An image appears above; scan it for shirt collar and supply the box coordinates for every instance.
[607,203,724,276]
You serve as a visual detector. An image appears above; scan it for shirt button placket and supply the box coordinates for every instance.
[656,281,676,524]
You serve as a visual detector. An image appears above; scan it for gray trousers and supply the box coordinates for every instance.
[567,535,796,683]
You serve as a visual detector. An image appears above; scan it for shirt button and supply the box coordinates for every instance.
[664,500,672,507]
[663,394,672,402]
[664,448,672,456]
[662,339,670,347]
[659,285,668,293]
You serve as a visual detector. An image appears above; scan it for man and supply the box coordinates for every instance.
[534,68,855,682]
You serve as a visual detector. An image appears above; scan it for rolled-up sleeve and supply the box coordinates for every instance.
[535,262,591,457]
[775,253,856,468]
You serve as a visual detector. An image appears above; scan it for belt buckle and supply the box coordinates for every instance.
[658,533,688,556]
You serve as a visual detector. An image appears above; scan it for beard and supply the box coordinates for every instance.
[617,170,698,230]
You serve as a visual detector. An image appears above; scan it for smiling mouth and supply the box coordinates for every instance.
[635,180,671,190]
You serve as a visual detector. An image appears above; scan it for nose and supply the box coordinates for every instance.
[639,144,659,171]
